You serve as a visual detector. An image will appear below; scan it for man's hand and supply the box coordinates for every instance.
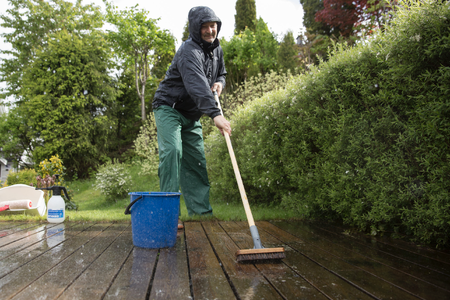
[213,115,231,136]
[211,82,223,97]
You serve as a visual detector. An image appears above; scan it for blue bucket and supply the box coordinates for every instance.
[125,192,181,249]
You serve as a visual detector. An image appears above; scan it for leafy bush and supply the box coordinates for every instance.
[38,154,65,178]
[206,89,291,205]
[94,159,132,202]
[201,70,296,139]
[205,0,450,247]
[37,155,77,210]
[223,69,297,118]
[5,169,38,186]
[133,112,159,176]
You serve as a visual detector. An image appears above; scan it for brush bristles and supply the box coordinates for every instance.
[236,252,286,262]
[235,247,285,263]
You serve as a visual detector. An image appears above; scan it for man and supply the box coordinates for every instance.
[152,6,231,220]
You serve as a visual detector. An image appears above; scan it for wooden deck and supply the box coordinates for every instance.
[0,220,449,299]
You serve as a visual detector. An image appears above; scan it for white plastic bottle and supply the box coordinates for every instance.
[47,194,65,223]
[36,174,69,224]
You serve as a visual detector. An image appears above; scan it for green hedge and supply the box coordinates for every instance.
[205,0,450,247]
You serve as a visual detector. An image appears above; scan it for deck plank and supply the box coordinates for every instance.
[235,221,373,300]
[0,223,54,251]
[278,221,450,299]
[12,224,130,300]
[0,222,37,232]
[218,221,326,300]
[104,246,158,300]
[0,224,43,246]
[0,220,448,299]
[261,220,415,300]
[0,223,112,299]
[0,222,95,279]
[203,222,284,299]
[267,220,441,300]
[184,222,236,300]
[55,225,133,300]
[149,230,191,299]
[0,222,25,231]
[321,222,450,265]
[314,222,450,276]
[0,222,83,259]
[309,222,450,292]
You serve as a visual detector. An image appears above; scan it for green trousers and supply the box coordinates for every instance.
[154,105,213,216]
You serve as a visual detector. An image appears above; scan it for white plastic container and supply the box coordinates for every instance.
[47,195,65,223]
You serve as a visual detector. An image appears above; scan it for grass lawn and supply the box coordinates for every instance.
[0,164,299,222]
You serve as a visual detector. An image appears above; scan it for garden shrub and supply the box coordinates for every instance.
[37,155,77,210]
[205,0,450,247]
[201,70,296,139]
[222,69,297,118]
[133,112,159,176]
[95,159,132,202]
[205,69,297,204]
[5,169,38,186]
[38,154,65,179]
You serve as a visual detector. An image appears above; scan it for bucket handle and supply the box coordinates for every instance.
[124,195,142,215]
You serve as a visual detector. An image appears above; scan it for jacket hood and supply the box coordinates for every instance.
[188,6,222,44]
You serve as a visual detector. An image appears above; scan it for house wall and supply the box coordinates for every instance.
[0,160,12,184]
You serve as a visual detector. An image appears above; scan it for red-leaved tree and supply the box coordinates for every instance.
[315,0,395,37]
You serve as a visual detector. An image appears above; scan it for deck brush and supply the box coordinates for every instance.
[236,248,286,263]
[214,92,286,263]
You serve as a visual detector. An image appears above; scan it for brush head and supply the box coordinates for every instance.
[235,247,285,263]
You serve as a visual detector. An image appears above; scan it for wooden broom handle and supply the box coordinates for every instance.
[214,93,255,227]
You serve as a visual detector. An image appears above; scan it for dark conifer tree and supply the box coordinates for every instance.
[277,31,299,73]
[182,19,189,42]
[299,0,331,36]
[234,0,257,34]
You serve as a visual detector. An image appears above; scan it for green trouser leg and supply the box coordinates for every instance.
[154,106,213,216]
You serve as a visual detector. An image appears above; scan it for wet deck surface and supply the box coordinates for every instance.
[0,220,449,299]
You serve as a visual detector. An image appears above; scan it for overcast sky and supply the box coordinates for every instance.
[98,0,304,46]
[0,0,305,100]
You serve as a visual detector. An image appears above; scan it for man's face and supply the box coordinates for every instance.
[201,22,217,43]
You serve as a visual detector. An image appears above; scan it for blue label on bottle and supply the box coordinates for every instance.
[48,209,64,218]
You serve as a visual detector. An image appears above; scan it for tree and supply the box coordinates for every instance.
[315,0,396,37]
[222,29,257,93]
[296,31,332,67]
[21,29,117,178]
[104,2,175,121]
[298,0,359,67]
[108,68,142,159]
[182,19,190,42]
[0,0,106,170]
[315,0,361,37]
[152,46,175,81]
[222,18,279,95]
[253,18,279,75]
[297,0,341,68]
[234,0,257,34]
[0,0,103,101]
[278,31,300,73]
[299,0,332,36]
[0,107,33,168]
